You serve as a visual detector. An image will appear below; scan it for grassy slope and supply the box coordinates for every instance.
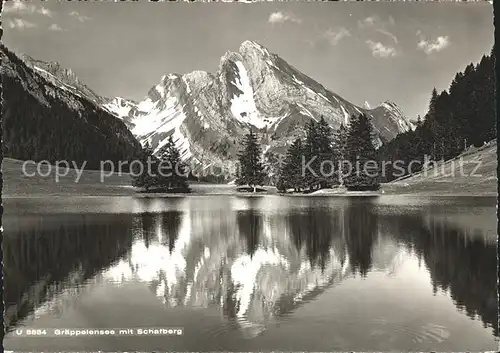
[1,158,135,197]
[0,158,258,197]
[384,140,497,195]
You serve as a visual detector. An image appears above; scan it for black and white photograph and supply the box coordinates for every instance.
[0,0,497,352]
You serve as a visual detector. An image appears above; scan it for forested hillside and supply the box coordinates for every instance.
[1,45,142,170]
[378,47,495,181]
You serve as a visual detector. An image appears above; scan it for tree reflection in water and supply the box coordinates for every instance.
[3,197,497,339]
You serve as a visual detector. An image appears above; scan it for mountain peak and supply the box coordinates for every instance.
[23,56,79,83]
[98,40,412,162]
[240,40,262,49]
[239,40,271,57]
[379,100,402,114]
[381,100,398,107]
[378,100,415,131]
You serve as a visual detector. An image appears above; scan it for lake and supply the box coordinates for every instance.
[2,195,498,351]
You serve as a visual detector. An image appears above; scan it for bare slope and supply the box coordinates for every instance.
[386,140,497,195]
[1,158,134,197]
[1,158,244,197]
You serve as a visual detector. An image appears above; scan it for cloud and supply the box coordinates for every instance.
[3,1,52,16]
[358,15,398,43]
[268,11,301,25]
[366,40,396,58]
[7,18,37,30]
[69,11,91,22]
[359,15,398,56]
[376,28,398,44]
[49,24,63,31]
[38,7,53,17]
[417,36,450,54]
[358,15,378,29]
[323,27,351,46]
[358,15,397,36]
[3,1,33,13]
[3,2,53,18]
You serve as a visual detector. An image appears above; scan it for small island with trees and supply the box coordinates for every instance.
[131,136,192,193]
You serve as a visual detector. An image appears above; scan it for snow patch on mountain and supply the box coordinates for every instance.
[111,78,193,159]
[133,96,183,136]
[182,76,192,94]
[340,105,349,125]
[138,109,192,159]
[297,103,316,120]
[137,98,156,113]
[291,75,316,97]
[194,105,209,129]
[103,97,134,119]
[265,112,289,131]
[265,58,278,69]
[317,92,331,103]
[230,60,264,128]
[170,125,192,160]
[155,84,166,99]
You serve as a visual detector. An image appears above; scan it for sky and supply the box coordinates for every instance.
[2,0,494,119]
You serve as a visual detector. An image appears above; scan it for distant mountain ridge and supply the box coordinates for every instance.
[6,41,414,170]
[21,54,109,106]
[1,45,142,169]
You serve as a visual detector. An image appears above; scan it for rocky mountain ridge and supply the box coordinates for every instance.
[12,41,414,170]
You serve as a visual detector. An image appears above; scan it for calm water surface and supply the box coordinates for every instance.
[3,195,498,351]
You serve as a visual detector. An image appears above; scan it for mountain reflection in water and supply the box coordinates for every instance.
[3,196,498,350]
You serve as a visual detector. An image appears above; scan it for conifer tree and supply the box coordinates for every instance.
[263,150,280,186]
[236,129,265,192]
[303,119,335,190]
[344,114,380,191]
[315,116,337,188]
[157,136,190,191]
[278,138,305,192]
[302,120,320,190]
[333,123,348,185]
[131,142,159,191]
